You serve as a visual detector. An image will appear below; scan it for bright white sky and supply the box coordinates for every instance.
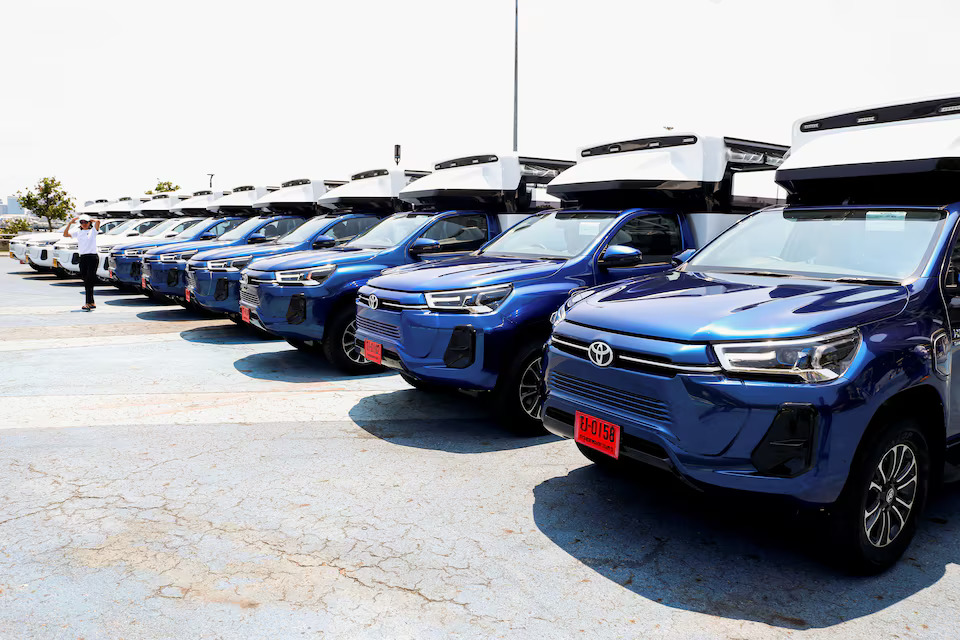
[2,0,958,204]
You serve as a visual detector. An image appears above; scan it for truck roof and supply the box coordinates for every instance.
[207,186,277,215]
[547,134,787,210]
[399,153,574,211]
[777,95,960,205]
[170,190,232,215]
[318,168,430,212]
[252,179,338,212]
[136,192,193,216]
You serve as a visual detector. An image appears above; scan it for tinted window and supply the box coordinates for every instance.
[259,218,303,239]
[134,220,162,234]
[327,217,368,241]
[480,212,618,259]
[421,214,488,253]
[608,214,682,263]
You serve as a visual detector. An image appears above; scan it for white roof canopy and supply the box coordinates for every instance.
[171,190,231,215]
[253,179,332,210]
[136,192,192,215]
[319,168,428,209]
[207,186,275,213]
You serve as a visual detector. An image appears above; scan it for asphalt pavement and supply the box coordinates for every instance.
[1,258,958,639]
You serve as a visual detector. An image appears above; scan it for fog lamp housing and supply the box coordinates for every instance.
[444,326,476,368]
[286,294,307,325]
[751,404,819,478]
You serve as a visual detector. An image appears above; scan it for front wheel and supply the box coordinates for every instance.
[323,307,383,375]
[829,416,930,574]
[492,340,548,436]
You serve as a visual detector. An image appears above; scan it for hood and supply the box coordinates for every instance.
[192,242,301,263]
[369,255,564,292]
[23,232,64,243]
[110,237,196,253]
[566,271,910,342]
[144,239,235,257]
[248,247,381,272]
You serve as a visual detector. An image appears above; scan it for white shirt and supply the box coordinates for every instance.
[71,228,98,255]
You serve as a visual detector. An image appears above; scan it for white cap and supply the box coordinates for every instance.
[77,214,93,222]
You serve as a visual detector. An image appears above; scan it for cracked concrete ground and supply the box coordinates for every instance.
[1,259,958,639]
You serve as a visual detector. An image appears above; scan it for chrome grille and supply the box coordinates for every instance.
[142,263,151,278]
[356,315,401,341]
[548,372,670,423]
[186,272,198,290]
[240,283,260,307]
[108,256,117,269]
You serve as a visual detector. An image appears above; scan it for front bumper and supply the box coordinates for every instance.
[354,295,510,391]
[26,245,55,268]
[11,243,28,262]
[144,259,188,295]
[239,280,334,341]
[187,268,242,314]
[540,326,871,505]
[53,248,80,273]
[95,252,114,279]
[111,254,144,285]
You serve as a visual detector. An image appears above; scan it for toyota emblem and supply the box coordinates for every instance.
[588,341,614,367]
[368,294,379,310]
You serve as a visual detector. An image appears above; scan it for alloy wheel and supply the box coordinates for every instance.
[342,319,366,364]
[518,356,543,419]
[863,443,918,548]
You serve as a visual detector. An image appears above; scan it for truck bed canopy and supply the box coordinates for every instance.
[253,179,345,216]
[399,153,574,212]
[777,96,960,206]
[171,190,232,216]
[77,199,113,216]
[103,196,152,218]
[319,168,430,213]
[135,192,193,217]
[207,185,278,216]
[547,134,787,211]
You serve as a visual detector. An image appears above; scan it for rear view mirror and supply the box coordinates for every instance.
[312,234,336,250]
[410,238,442,256]
[671,248,697,266]
[247,232,269,244]
[598,245,643,268]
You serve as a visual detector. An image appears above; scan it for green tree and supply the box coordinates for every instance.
[145,180,181,195]
[0,218,32,234]
[16,177,74,231]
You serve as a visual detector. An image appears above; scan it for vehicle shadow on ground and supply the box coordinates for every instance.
[137,309,211,322]
[232,349,392,382]
[348,389,560,453]
[183,325,281,346]
[532,463,960,630]
[21,274,60,281]
[105,297,172,307]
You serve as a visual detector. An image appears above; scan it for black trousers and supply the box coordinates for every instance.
[79,254,98,305]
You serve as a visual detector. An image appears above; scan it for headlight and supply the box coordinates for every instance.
[550,288,596,326]
[161,250,197,262]
[123,248,145,257]
[276,264,336,285]
[714,329,861,383]
[209,256,252,270]
[425,285,512,314]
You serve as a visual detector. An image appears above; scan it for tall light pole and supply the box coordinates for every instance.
[513,0,519,152]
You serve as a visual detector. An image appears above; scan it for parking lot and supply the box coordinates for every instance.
[1,259,958,639]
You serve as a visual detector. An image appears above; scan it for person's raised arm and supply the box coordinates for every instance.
[94,219,101,231]
[63,217,76,238]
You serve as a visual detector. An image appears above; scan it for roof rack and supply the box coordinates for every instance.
[401,153,573,212]
[548,134,787,211]
[777,95,960,205]
[319,168,430,214]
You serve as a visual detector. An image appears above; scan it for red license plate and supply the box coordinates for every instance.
[141,276,147,288]
[241,307,250,323]
[574,411,621,459]
[20,259,26,264]
[364,340,382,364]
[185,289,191,302]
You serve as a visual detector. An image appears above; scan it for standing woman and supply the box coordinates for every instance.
[63,214,102,311]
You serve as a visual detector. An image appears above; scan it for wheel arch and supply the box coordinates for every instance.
[862,384,946,484]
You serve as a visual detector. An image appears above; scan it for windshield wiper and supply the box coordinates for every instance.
[829,277,903,286]
[725,270,792,278]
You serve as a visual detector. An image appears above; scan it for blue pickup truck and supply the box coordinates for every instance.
[184,178,390,318]
[542,97,960,573]
[108,190,236,289]
[357,136,786,432]
[140,186,304,302]
[239,159,565,372]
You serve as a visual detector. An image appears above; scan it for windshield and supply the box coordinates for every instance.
[687,208,947,282]
[348,213,433,249]
[218,217,267,242]
[103,219,142,235]
[277,216,335,245]
[481,211,619,259]
[175,218,213,239]
[142,218,185,237]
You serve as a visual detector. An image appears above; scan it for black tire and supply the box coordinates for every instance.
[28,263,44,272]
[829,416,930,574]
[400,372,446,393]
[491,340,548,436]
[53,266,70,279]
[322,306,383,374]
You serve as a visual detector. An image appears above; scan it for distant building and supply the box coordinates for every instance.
[6,196,25,216]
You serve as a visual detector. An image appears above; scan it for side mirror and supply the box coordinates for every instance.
[598,245,643,269]
[247,232,269,244]
[410,237,442,256]
[199,231,217,240]
[312,234,336,250]
[671,248,697,266]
